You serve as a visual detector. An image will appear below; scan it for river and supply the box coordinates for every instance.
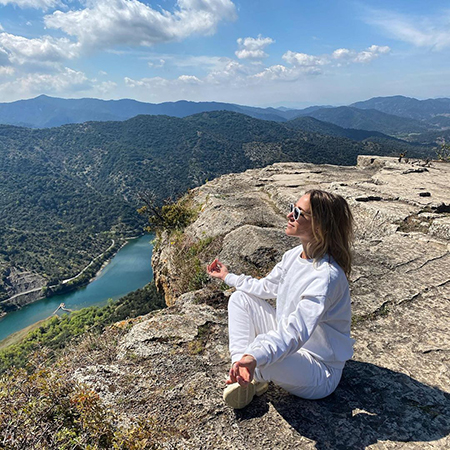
[0,234,154,343]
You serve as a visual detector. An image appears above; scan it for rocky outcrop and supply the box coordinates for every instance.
[0,267,46,310]
[74,156,449,449]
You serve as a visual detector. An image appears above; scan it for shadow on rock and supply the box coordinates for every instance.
[269,360,450,449]
[234,394,271,421]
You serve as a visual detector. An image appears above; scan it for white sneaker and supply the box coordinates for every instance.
[223,381,269,409]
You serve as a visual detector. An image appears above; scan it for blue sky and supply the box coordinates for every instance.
[0,0,449,106]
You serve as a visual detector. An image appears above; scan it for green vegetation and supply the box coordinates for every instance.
[138,192,220,295]
[436,141,450,161]
[45,239,122,297]
[169,234,223,297]
[137,191,199,237]
[303,106,432,136]
[0,111,435,305]
[0,282,165,374]
[0,281,170,448]
[351,302,391,326]
[0,359,171,449]
[188,323,213,355]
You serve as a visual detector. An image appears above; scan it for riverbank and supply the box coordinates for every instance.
[0,234,154,343]
[0,237,126,315]
[0,317,51,351]
[93,238,137,280]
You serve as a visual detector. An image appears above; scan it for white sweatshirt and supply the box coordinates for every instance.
[224,245,354,370]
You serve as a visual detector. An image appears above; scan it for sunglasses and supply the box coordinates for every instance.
[289,203,309,221]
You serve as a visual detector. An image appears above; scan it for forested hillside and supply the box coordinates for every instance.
[300,106,434,136]
[350,95,450,120]
[0,111,434,305]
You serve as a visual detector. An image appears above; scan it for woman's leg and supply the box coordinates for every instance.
[227,290,277,364]
[227,290,342,400]
[257,350,343,399]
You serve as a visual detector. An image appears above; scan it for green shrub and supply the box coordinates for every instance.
[435,141,450,161]
[166,234,224,297]
[0,357,169,449]
[138,192,199,236]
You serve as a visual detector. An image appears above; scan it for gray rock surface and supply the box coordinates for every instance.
[74,156,449,449]
[0,267,46,309]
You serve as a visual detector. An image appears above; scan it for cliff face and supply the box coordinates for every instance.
[0,267,46,312]
[74,156,450,449]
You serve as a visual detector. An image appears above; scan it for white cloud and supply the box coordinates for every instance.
[282,50,327,68]
[95,80,117,93]
[235,35,274,60]
[205,59,250,84]
[0,0,60,9]
[148,58,165,68]
[0,66,14,76]
[178,74,203,84]
[126,43,391,89]
[0,67,91,97]
[332,48,352,60]
[0,32,80,66]
[0,46,10,65]
[125,73,203,89]
[45,0,237,51]
[252,45,389,82]
[365,9,450,50]
[252,64,295,81]
[332,45,390,64]
[252,63,323,82]
[125,76,168,89]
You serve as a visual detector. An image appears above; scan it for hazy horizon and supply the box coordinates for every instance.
[1,93,448,111]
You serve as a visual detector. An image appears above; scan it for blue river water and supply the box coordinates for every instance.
[0,234,154,342]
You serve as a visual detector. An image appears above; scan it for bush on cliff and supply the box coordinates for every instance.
[0,355,169,449]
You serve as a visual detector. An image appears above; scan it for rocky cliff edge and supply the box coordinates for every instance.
[74,156,450,449]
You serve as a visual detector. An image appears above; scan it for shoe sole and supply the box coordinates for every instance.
[223,382,256,409]
[254,382,269,396]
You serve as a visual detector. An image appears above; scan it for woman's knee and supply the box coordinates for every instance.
[228,290,248,312]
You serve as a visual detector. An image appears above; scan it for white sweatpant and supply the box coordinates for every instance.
[228,290,343,400]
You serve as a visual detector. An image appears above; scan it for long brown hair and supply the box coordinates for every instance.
[304,190,354,278]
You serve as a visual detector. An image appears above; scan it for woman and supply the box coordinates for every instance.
[207,189,354,409]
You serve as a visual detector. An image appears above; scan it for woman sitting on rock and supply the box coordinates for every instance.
[207,189,354,409]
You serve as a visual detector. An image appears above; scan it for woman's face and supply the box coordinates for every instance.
[286,194,314,240]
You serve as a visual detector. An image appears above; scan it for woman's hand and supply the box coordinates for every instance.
[226,354,257,387]
[206,259,229,280]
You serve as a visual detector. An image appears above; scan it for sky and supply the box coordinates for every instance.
[0,0,450,107]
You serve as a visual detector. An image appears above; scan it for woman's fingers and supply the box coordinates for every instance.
[206,259,220,275]
[231,361,252,386]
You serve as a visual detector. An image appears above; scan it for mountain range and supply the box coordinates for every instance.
[1,95,449,139]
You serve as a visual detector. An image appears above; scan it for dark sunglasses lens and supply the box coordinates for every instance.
[290,204,301,220]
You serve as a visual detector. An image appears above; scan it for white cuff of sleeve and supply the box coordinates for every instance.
[224,273,239,287]
[244,346,269,368]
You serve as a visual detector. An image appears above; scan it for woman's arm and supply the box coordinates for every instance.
[207,256,286,299]
[245,294,327,368]
[224,265,283,299]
